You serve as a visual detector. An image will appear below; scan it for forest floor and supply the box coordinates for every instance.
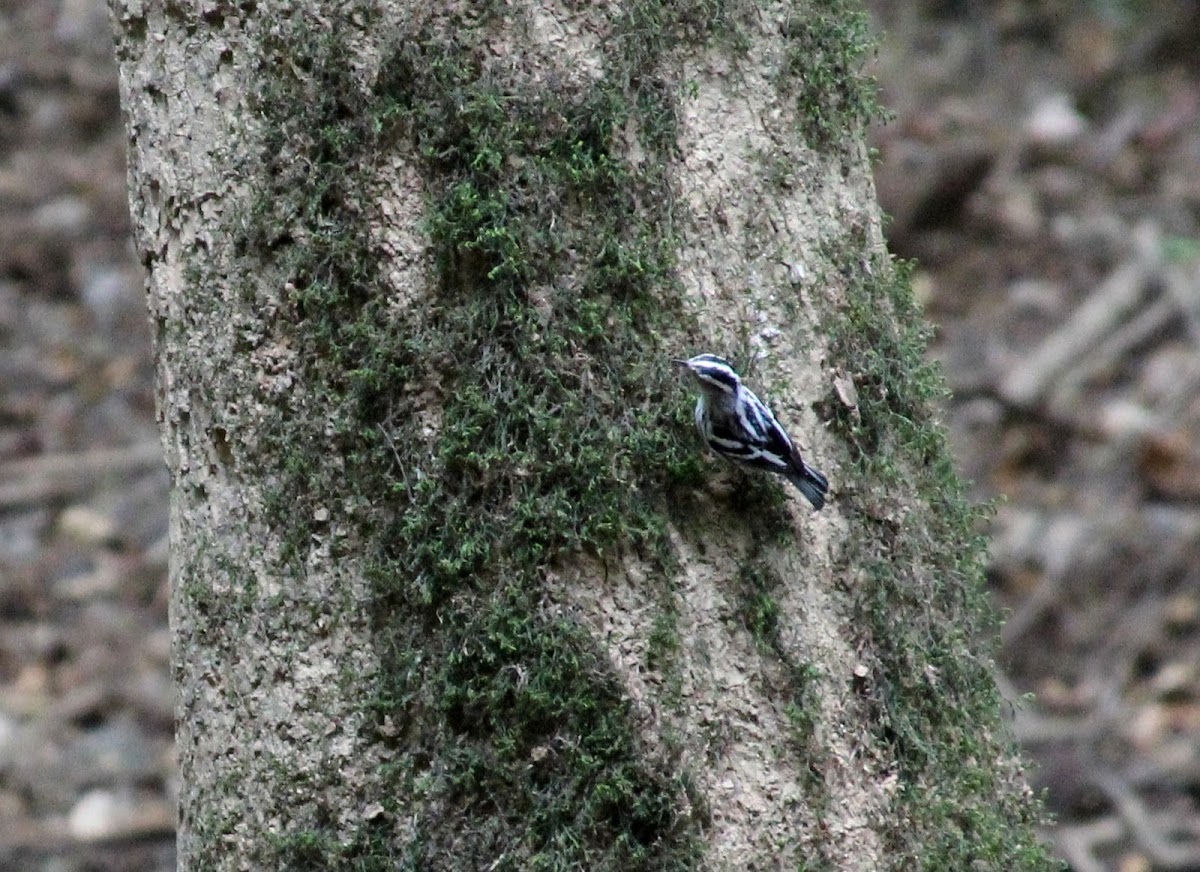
[2,1,1199,870]
[871,2,1200,869]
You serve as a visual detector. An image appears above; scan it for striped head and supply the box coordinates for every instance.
[672,353,741,395]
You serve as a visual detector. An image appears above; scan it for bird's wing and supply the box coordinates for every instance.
[708,401,795,474]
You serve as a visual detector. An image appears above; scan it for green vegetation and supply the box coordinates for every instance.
[817,235,1057,869]
[779,0,886,149]
[228,2,763,869]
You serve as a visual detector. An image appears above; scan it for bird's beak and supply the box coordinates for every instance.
[671,358,689,368]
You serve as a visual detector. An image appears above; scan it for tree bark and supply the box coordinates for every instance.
[111,1,1055,869]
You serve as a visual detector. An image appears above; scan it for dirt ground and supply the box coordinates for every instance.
[2,1,1199,869]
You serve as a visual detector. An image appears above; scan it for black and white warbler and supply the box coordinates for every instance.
[674,353,829,510]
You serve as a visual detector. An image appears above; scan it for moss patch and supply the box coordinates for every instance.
[778,0,886,150]
[817,233,1058,870]
[230,2,768,868]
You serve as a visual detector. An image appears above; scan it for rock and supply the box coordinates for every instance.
[68,788,127,841]
[55,506,117,547]
[1026,93,1087,147]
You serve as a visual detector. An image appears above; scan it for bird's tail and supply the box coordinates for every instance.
[789,460,829,511]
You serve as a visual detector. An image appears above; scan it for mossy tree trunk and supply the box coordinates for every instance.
[111,1,1056,870]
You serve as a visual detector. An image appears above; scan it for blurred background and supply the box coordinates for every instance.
[1,1,1198,869]
[872,3,1200,871]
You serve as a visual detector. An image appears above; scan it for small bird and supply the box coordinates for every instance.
[674,353,829,510]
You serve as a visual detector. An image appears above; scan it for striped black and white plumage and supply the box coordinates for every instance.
[674,353,829,510]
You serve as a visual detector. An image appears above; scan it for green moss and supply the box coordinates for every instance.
[646,583,685,707]
[778,0,887,150]
[176,532,261,651]
[734,559,783,649]
[268,820,400,872]
[230,2,771,868]
[816,232,1058,870]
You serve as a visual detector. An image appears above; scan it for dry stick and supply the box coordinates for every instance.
[1094,770,1200,868]
[1000,221,1163,409]
[1047,294,1175,417]
[1000,258,1147,407]
[0,442,163,509]
[1151,262,1200,419]
[996,508,1090,647]
[1053,817,1124,872]
[1161,261,1200,346]
[1049,253,1200,486]
[994,671,1109,745]
[1157,356,1200,421]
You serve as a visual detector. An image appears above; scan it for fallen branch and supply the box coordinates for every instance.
[0,442,163,509]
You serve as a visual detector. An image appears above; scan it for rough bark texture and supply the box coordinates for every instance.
[111,1,1055,870]
[111,2,398,865]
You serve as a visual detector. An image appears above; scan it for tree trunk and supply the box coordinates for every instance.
[111,1,1055,869]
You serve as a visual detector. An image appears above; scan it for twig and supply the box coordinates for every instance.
[1094,770,1200,868]
[1047,295,1175,415]
[1161,261,1200,346]
[1000,222,1163,408]
[994,508,1090,647]
[1053,817,1124,872]
[0,442,163,509]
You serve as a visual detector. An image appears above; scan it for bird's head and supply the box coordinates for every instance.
[672,353,741,395]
